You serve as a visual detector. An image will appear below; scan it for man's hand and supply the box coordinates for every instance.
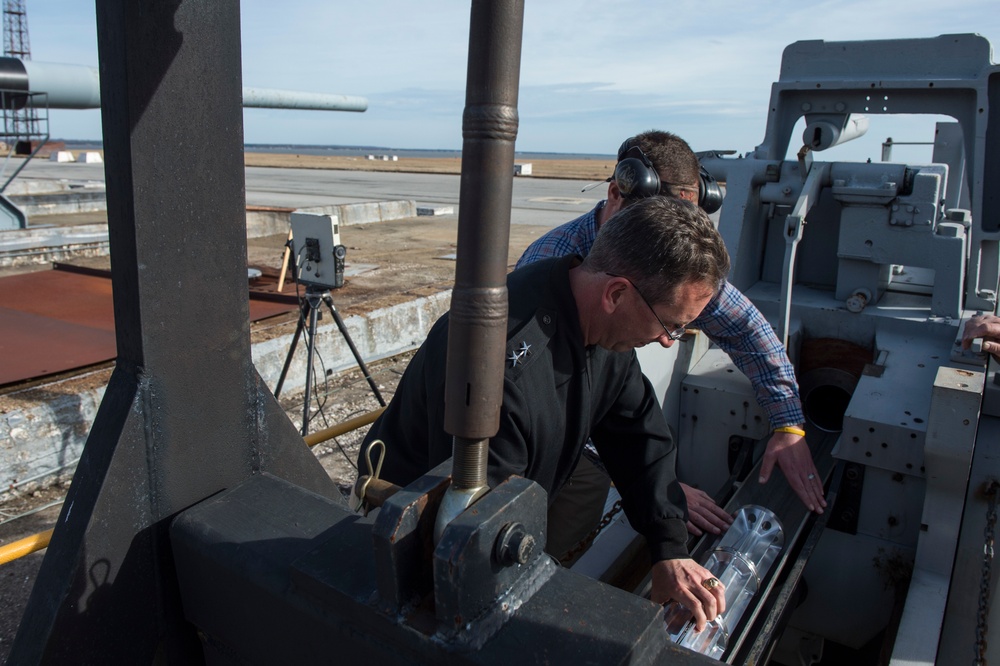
[759,429,826,514]
[962,313,1000,362]
[651,558,726,632]
[681,483,733,536]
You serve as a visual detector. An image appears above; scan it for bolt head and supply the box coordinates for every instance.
[515,534,535,564]
[494,522,536,567]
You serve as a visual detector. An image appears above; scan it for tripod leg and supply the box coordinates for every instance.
[274,300,307,398]
[324,297,387,406]
[301,299,321,436]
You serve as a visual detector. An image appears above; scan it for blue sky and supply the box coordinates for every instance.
[25,1,1000,162]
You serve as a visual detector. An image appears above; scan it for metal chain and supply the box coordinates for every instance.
[976,480,1000,665]
[558,499,623,565]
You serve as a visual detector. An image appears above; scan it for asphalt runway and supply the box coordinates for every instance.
[17,159,606,229]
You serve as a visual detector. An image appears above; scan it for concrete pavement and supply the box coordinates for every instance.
[14,158,604,227]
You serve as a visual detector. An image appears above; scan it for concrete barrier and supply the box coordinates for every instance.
[10,190,108,217]
[245,207,294,238]
[2,200,421,266]
[297,200,418,226]
[0,223,111,268]
[0,371,107,498]
[4,179,104,196]
[246,200,417,238]
[336,202,384,225]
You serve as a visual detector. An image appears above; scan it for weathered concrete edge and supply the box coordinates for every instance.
[241,200,420,238]
[251,289,450,394]
[11,191,108,216]
[0,200,419,267]
[6,178,106,197]
[0,288,450,500]
[301,200,418,225]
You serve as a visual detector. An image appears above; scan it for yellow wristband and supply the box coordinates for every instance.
[774,426,806,437]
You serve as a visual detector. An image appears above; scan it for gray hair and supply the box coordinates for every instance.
[584,196,730,305]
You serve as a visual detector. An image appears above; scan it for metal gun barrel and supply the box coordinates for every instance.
[242,87,366,112]
[0,57,367,112]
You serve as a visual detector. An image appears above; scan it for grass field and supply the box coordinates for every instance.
[244,152,616,182]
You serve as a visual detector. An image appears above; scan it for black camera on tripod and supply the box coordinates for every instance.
[290,211,347,289]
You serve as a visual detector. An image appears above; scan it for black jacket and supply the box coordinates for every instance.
[361,255,690,561]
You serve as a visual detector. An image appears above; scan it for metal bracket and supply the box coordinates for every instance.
[778,161,831,346]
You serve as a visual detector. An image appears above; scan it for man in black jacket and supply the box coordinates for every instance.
[362,196,730,630]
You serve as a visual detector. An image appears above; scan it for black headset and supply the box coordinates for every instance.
[612,137,724,214]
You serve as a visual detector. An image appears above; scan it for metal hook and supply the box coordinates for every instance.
[366,439,385,481]
[350,439,386,513]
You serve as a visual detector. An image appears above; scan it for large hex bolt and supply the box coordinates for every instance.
[494,522,535,566]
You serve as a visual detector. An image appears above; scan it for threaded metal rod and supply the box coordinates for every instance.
[451,437,490,490]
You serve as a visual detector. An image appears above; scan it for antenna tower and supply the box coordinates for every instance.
[2,0,42,153]
[3,0,29,59]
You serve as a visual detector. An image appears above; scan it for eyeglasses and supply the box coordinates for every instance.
[606,273,687,341]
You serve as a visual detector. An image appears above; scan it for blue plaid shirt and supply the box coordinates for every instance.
[517,202,804,428]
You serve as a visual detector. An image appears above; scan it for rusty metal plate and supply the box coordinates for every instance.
[0,267,297,386]
[0,306,117,384]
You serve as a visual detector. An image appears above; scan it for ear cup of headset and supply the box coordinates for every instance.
[613,156,660,199]
[698,165,724,214]
[614,138,660,199]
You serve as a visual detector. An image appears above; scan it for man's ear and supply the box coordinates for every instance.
[678,188,699,205]
[603,182,626,223]
[603,275,629,314]
[607,180,623,206]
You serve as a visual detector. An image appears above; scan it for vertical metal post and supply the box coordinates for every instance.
[436,0,524,538]
[9,2,334,662]
[444,0,524,486]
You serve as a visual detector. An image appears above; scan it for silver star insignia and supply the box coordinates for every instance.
[508,341,532,368]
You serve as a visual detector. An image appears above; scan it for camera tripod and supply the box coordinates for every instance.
[274,285,386,436]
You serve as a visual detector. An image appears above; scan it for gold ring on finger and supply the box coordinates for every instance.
[702,577,721,591]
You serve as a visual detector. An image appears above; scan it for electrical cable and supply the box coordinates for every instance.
[0,497,65,527]
[311,344,332,429]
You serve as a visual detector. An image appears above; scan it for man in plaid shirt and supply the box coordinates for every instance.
[518,130,825,559]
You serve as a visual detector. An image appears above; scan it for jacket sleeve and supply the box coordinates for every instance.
[691,281,805,428]
[590,354,690,562]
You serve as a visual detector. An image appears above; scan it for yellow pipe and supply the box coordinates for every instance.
[304,407,385,447]
[0,410,385,568]
[0,528,53,566]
